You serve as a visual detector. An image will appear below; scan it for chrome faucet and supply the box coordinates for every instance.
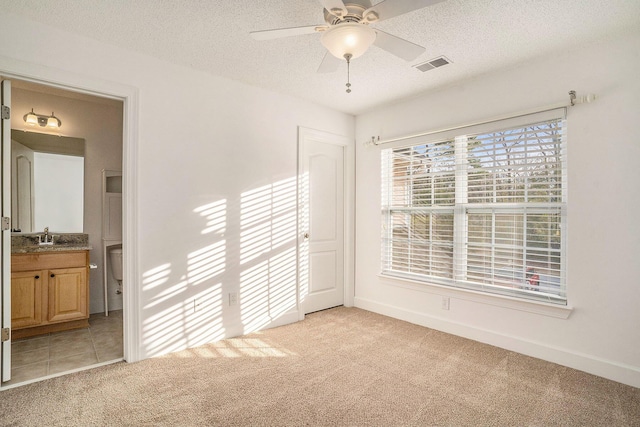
[38,226,53,245]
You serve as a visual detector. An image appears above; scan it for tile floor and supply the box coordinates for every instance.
[7,310,123,385]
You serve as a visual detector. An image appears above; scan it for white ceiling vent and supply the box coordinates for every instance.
[414,56,451,72]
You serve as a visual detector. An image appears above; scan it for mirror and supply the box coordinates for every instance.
[11,130,85,233]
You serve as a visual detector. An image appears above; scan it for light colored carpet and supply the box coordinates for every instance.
[1,307,638,426]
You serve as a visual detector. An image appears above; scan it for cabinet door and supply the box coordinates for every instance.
[48,267,88,323]
[11,270,45,328]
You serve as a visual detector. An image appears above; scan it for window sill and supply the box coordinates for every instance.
[378,273,573,319]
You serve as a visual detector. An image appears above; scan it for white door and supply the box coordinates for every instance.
[1,79,12,383]
[299,128,348,314]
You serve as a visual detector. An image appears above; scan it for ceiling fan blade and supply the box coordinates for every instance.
[317,51,342,73]
[373,29,426,61]
[367,0,445,22]
[250,25,327,41]
[319,0,348,18]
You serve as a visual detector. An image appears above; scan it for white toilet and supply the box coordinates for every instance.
[109,247,123,294]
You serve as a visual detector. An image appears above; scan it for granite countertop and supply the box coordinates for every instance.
[12,244,93,254]
[11,233,92,254]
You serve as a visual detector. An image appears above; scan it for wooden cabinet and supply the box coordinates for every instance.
[11,251,90,339]
[48,267,88,322]
[11,271,44,329]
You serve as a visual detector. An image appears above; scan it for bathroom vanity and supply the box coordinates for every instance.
[11,234,91,339]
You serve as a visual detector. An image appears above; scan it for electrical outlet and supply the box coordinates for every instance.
[441,296,450,310]
[229,292,238,306]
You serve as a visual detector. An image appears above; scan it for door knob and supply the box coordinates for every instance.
[35,275,39,279]
[50,273,55,278]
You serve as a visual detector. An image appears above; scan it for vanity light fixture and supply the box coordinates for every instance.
[23,108,62,129]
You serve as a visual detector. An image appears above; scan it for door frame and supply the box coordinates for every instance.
[0,55,141,383]
[1,80,12,382]
[297,127,354,320]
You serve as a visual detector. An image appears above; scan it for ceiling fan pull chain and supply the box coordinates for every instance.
[344,53,352,93]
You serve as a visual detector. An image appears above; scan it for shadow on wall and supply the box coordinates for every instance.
[141,176,298,357]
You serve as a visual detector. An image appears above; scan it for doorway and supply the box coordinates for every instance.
[298,127,353,315]
[0,77,128,386]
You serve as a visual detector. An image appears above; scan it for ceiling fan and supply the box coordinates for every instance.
[250,0,445,92]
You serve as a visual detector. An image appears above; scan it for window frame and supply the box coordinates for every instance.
[380,113,568,305]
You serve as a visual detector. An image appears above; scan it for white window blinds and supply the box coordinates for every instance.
[381,116,567,304]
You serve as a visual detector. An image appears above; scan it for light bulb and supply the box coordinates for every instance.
[47,114,59,128]
[24,110,38,126]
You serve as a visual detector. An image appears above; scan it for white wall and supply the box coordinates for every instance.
[0,13,354,360]
[355,30,640,388]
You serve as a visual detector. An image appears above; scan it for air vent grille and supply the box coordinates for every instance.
[414,56,451,72]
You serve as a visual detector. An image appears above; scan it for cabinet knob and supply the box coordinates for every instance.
[35,275,39,279]
[50,273,55,278]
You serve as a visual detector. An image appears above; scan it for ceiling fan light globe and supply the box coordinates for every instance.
[321,23,376,60]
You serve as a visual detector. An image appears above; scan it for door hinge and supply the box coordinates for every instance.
[1,217,9,231]
[1,328,9,342]
[1,105,9,120]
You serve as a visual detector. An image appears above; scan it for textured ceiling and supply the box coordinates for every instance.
[4,0,640,115]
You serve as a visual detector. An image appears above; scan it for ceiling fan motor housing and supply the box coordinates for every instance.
[323,0,373,25]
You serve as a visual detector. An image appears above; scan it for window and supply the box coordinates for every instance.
[381,116,566,304]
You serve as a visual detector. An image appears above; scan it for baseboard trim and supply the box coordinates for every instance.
[263,311,300,330]
[354,296,640,389]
